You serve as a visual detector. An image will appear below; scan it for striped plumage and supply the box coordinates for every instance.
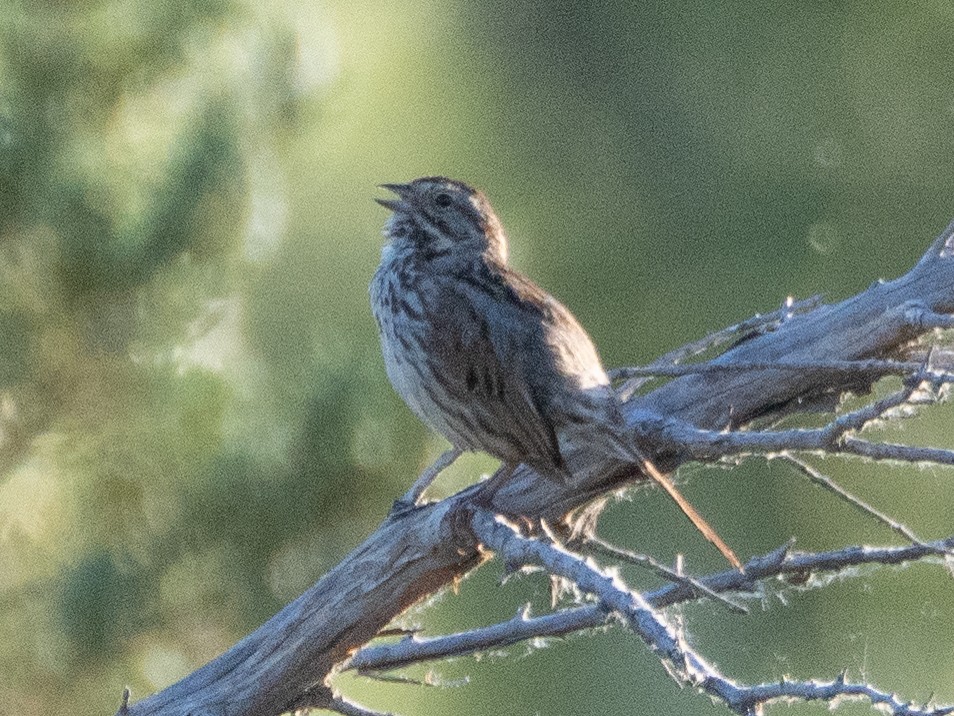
[370,176,616,479]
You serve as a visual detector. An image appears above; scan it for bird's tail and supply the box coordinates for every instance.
[605,429,742,570]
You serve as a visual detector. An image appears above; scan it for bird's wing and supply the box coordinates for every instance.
[430,268,566,475]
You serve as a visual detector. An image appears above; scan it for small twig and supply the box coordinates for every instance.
[640,295,824,370]
[583,535,748,614]
[612,296,823,398]
[326,694,393,716]
[611,358,931,381]
[116,688,131,716]
[722,674,954,716]
[840,437,954,466]
[779,454,946,555]
[347,603,610,673]
[284,685,391,716]
[395,448,462,509]
[828,378,923,435]
[358,672,433,687]
[374,625,420,639]
[666,364,953,463]
[651,536,954,608]
[917,218,954,266]
[678,423,954,468]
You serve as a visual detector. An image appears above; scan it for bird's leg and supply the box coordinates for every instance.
[390,447,462,515]
[476,462,517,506]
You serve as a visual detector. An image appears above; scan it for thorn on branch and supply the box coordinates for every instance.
[919,218,954,265]
[582,535,748,614]
[115,687,130,716]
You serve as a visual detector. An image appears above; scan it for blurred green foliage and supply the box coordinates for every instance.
[0,1,953,715]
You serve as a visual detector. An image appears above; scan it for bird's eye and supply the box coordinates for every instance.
[435,193,452,208]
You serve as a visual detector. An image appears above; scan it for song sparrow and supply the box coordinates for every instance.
[371,176,739,568]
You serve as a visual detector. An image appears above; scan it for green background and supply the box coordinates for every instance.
[1,1,953,714]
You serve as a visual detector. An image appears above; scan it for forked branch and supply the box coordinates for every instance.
[348,535,954,674]
[466,512,954,716]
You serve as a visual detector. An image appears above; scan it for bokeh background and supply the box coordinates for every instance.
[1,1,953,714]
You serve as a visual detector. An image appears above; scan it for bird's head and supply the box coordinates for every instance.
[376,176,509,264]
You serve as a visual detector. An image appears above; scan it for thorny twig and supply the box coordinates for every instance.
[661,362,954,465]
[348,535,954,675]
[468,512,954,716]
[612,300,954,402]
[777,453,946,555]
[612,295,824,379]
[611,295,823,398]
[581,535,748,613]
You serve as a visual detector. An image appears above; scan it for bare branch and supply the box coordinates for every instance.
[651,536,954,608]
[349,535,954,675]
[663,364,953,465]
[721,675,954,716]
[778,453,942,553]
[581,536,748,614]
[347,603,609,674]
[612,358,927,381]
[612,295,824,398]
[470,511,954,716]
[840,437,954,466]
[397,447,462,508]
[613,294,824,377]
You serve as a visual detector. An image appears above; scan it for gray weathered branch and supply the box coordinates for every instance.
[123,221,954,716]
[347,535,954,674]
[469,512,954,716]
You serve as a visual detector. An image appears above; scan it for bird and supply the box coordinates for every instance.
[370,176,740,568]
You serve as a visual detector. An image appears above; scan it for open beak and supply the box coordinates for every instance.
[375,183,412,212]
